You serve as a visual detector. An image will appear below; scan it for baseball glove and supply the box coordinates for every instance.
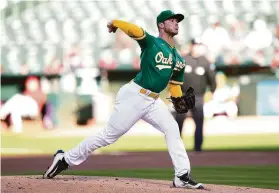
[170,87,196,114]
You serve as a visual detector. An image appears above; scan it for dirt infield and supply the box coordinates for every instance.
[2,176,279,193]
[2,151,279,174]
[2,151,279,193]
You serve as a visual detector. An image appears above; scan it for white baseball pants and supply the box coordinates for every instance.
[64,81,190,176]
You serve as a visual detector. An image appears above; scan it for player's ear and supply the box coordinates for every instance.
[158,22,164,29]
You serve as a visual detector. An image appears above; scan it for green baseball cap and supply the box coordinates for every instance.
[156,10,184,24]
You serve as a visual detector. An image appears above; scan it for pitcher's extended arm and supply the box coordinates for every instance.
[111,20,145,40]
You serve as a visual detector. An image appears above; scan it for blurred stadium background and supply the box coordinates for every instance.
[1,0,279,190]
[1,0,279,156]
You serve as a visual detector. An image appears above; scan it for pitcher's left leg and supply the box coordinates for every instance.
[142,99,204,189]
[142,99,189,176]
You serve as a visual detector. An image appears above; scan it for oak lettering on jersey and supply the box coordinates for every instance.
[155,52,173,65]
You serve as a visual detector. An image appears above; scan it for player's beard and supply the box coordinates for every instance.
[165,26,178,37]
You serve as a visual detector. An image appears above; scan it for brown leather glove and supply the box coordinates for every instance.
[170,87,195,114]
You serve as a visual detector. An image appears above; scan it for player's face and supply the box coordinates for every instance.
[163,18,179,36]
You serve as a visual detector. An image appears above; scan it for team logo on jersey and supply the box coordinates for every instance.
[174,61,186,71]
[155,52,173,70]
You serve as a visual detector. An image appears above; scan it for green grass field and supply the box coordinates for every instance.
[1,133,279,155]
[2,132,279,190]
[7,166,279,190]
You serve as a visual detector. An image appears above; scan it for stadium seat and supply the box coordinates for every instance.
[1,0,279,74]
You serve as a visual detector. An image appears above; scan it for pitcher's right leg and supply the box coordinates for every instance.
[43,112,135,179]
[43,83,150,179]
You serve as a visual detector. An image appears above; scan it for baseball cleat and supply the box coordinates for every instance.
[43,150,69,179]
[173,172,204,189]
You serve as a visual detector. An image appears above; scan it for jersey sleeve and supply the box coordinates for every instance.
[135,30,154,49]
[169,69,185,85]
[112,20,154,49]
[168,83,183,97]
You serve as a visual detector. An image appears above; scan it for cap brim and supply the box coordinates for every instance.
[169,13,184,22]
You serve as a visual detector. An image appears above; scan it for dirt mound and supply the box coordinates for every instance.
[2,176,278,193]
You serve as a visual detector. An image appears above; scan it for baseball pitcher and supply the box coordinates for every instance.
[43,10,204,189]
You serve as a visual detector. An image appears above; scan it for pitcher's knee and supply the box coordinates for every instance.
[164,120,181,138]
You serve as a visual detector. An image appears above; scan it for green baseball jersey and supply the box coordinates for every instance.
[133,31,186,93]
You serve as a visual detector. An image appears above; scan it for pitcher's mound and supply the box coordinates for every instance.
[2,176,277,193]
